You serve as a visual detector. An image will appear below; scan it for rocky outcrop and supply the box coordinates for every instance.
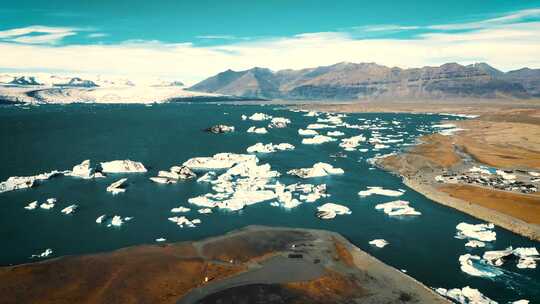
[189,62,539,100]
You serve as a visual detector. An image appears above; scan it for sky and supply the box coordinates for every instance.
[1,0,540,84]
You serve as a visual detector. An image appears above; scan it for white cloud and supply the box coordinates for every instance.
[0,9,539,84]
[429,8,540,30]
[0,25,79,44]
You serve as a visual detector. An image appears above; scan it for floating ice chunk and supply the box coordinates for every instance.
[0,170,65,193]
[288,163,344,178]
[60,204,78,215]
[339,135,366,150]
[432,123,456,129]
[307,123,336,129]
[111,215,124,227]
[31,248,53,259]
[205,124,235,133]
[246,142,295,153]
[188,195,218,208]
[96,214,106,224]
[40,198,57,210]
[512,300,529,304]
[298,129,319,136]
[436,286,497,304]
[171,206,190,213]
[459,254,500,278]
[456,222,496,242]
[249,113,272,121]
[316,203,351,219]
[68,160,95,179]
[513,247,539,258]
[184,153,257,170]
[216,190,277,211]
[369,239,389,248]
[482,247,513,266]
[465,240,486,248]
[469,166,492,175]
[359,148,369,152]
[517,257,536,269]
[358,186,404,197]
[529,172,540,177]
[327,131,345,137]
[496,169,516,180]
[303,111,318,117]
[24,200,38,210]
[375,200,421,216]
[100,160,147,173]
[151,165,196,184]
[198,208,213,214]
[168,216,201,228]
[247,126,268,134]
[302,135,336,145]
[149,177,174,184]
[241,114,247,120]
[374,144,389,149]
[269,117,291,128]
[106,178,128,194]
[155,237,166,242]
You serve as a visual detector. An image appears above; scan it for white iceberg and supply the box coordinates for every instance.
[40,198,56,210]
[339,135,366,150]
[375,200,421,216]
[150,165,196,183]
[183,153,257,170]
[459,254,500,278]
[302,135,336,145]
[288,162,344,178]
[246,142,295,153]
[249,113,272,121]
[327,131,345,137]
[31,248,53,259]
[96,214,106,224]
[247,126,268,134]
[24,200,38,210]
[307,123,336,129]
[436,286,497,304]
[100,160,147,173]
[316,203,351,219]
[155,237,166,242]
[106,178,128,194]
[68,160,95,179]
[465,240,486,248]
[171,206,191,213]
[198,208,213,214]
[456,222,496,242]
[369,239,389,248]
[168,216,201,228]
[60,204,78,215]
[298,129,319,136]
[0,170,65,193]
[358,187,404,197]
[110,215,124,227]
[269,117,290,128]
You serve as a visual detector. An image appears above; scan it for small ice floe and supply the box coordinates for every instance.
[307,123,336,129]
[246,142,295,153]
[171,206,191,213]
[316,203,351,219]
[465,240,486,248]
[168,216,201,228]
[106,178,128,194]
[529,171,540,177]
[198,208,213,214]
[496,169,516,180]
[0,170,65,193]
[298,129,319,136]
[369,239,389,248]
[302,135,336,145]
[303,111,318,117]
[109,215,124,227]
[327,130,345,137]
[511,300,529,304]
[24,200,38,210]
[68,160,96,179]
[205,124,235,134]
[40,198,57,210]
[31,248,53,259]
[436,286,496,304]
[96,214,106,224]
[373,144,389,149]
[339,135,366,151]
[459,254,501,277]
[469,166,492,175]
[247,126,268,134]
[359,148,369,152]
[268,117,291,128]
[483,246,538,269]
[60,204,78,215]
[248,113,272,121]
[150,165,196,184]
[288,162,344,178]
[100,160,147,173]
[375,200,421,216]
[241,114,247,120]
[183,153,256,170]
[358,186,404,197]
[455,222,496,242]
[432,123,456,129]
[155,237,166,242]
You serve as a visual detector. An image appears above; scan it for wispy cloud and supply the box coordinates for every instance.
[429,8,540,30]
[0,25,78,44]
[87,33,108,38]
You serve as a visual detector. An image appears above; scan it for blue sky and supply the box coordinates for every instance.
[1,0,540,83]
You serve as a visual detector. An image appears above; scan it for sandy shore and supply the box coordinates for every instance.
[0,225,448,304]
[299,100,540,240]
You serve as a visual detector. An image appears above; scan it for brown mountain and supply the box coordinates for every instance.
[189,62,540,100]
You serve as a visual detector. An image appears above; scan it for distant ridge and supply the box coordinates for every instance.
[189,62,540,100]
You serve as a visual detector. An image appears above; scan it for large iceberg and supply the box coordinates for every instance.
[302,135,336,145]
[455,222,496,242]
[358,186,404,197]
[316,203,351,219]
[288,162,344,178]
[339,135,367,151]
[268,117,290,128]
[0,170,65,193]
[436,286,497,304]
[459,254,500,278]
[100,160,147,173]
[168,216,201,228]
[246,142,295,154]
[375,200,421,216]
[298,129,319,136]
[248,113,272,121]
[183,153,257,170]
[150,165,196,184]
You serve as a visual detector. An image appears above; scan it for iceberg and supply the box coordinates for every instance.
[31,248,53,259]
[517,257,536,269]
[205,124,235,134]
[0,170,65,193]
[369,239,389,248]
[358,186,404,197]
[110,215,124,227]
[68,160,95,179]
[24,200,38,210]
[150,165,196,184]
[307,123,336,129]
[183,153,256,170]
[60,204,78,215]
[155,238,166,242]
[455,222,496,242]
[247,126,268,134]
[168,216,201,228]
[302,135,336,145]
[248,113,272,121]
[40,198,56,210]
[316,203,351,219]
[459,254,500,278]
[482,246,538,269]
[327,131,345,137]
[269,117,290,128]
[171,206,191,213]
[375,200,421,216]
[339,135,366,151]
[436,286,497,304]
[96,214,106,224]
[106,178,128,194]
[288,163,344,178]
[298,129,319,136]
[465,240,486,248]
[246,142,295,153]
[100,160,147,173]
[198,208,213,214]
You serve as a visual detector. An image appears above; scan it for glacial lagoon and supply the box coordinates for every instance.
[0,103,538,303]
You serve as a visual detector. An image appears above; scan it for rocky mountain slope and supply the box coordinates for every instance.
[189,62,540,100]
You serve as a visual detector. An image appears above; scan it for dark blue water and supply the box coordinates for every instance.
[0,103,538,303]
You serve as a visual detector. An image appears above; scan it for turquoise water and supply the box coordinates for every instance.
[0,103,538,302]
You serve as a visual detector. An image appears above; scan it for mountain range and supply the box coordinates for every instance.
[189,62,540,100]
